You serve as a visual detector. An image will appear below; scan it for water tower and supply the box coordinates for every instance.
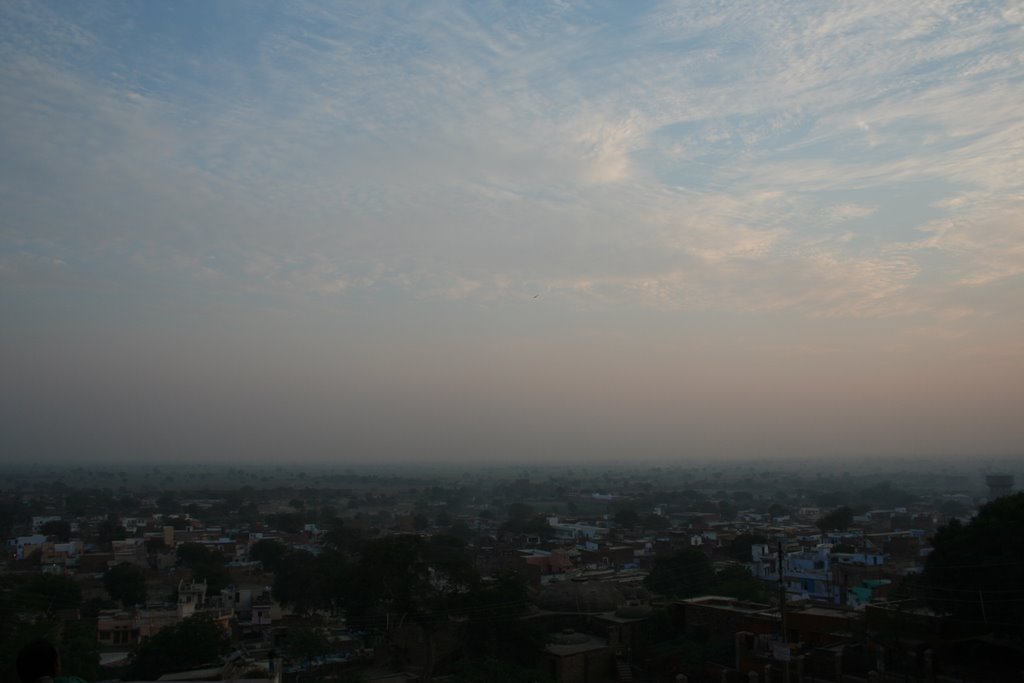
[986,473,1014,499]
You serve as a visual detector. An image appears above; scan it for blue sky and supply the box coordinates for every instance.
[2,1,1023,462]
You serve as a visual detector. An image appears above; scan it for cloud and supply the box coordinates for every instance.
[1,0,1022,322]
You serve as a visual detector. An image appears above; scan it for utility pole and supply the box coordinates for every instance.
[778,541,787,642]
[778,541,790,683]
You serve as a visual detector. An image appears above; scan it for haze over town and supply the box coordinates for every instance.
[2,1,1024,465]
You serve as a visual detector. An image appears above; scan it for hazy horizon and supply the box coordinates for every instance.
[3,2,1023,464]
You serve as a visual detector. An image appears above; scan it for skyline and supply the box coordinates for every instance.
[2,1,1023,463]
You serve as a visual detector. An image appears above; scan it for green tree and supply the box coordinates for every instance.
[498,515,553,539]
[645,549,715,598]
[268,512,305,533]
[318,549,352,614]
[730,533,767,562]
[816,506,854,532]
[40,520,71,542]
[937,499,967,518]
[718,500,737,522]
[0,618,97,683]
[249,539,288,573]
[59,620,101,682]
[449,521,474,542]
[920,492,1024,638]
[285,626,331,664]
[0,500,13,539]
[176,543,220,566]
[643,513,670,530]
[104,563,147,607]
[709,564,766,602]
[450,656,554,683]
[424,535,478,593]
[126,613,230,680]
[156,493,178,514]
[273,550,323,614]
[96,515,127,546]
[614,508,640,527]
[322,524,366,558]
[144,538,166,554]
[505,503,534,520]
[454,574,546,674]
[176,543,229,593]
[15,574,82,613]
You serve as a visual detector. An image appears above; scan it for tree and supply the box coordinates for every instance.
[730,533,767,562]
[156,493,178,514]
[176,543,229,593]
[144,538,166,555]
[614,508,640,527]
[0,501,13,539]
[450,657,554,683]
[449,521,474,542]
[285,626,331,664]
[249,539,288,573]
[273,551,323,614]
[454,574,548,676]
[18,574,82,612]
[424,535,478,593]
[645,549,715,598]
[58,620,101,682]
[104,563,147,607]
[322,524,366,558]
[0,618,98,683]
[937,499,967,518]
[126,613,230,680]
[709,564,766,602]
[96,516,127,546]
[816,506,854,532]
[40,520,71,542]
[506,503,534,521]
[317,549,351,614]
[920,492,1024,638]
[267,512,305,534]
[498,514,553,539]
[643,513,670,531]
[718,500,737,522]
[859,481,917,508]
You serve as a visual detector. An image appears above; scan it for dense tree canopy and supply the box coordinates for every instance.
[646,549,765,601]
[920,492,1024,638]
[730,533,767,562]
[103,562,147,607]
[126,613,230,680]
[40,520,71,542]
[176,543,229,593]
[645,549,716,598]
[614,508,640,527]
[284,626,331,664]
[273,550,324,615]
[816,506,854,532]
[249,538,288,573]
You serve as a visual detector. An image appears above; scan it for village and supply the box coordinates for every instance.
[2,462,1021,682]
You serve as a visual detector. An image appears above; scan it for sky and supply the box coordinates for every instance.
[2,1,1023,464]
